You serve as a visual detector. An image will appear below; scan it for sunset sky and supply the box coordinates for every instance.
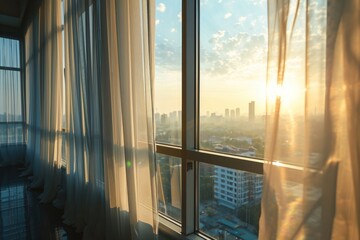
[155,0,327,117]
[155,0,268,116]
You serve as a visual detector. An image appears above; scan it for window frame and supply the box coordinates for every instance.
[0,35,25,145]
[155,0,264,237]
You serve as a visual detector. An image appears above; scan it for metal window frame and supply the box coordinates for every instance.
[0,36,25,144]
[155,0,265,237]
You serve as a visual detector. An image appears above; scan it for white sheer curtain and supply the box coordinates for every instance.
[63,0,158,239]
[260,0,360,239]
[24,0,63,203]
[0,38,25,166]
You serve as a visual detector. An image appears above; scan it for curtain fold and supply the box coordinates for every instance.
[260,0,360,239]
[24,0,63,203]
[64,0,158,239]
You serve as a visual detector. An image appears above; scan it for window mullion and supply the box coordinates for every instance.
[181,0,198,235]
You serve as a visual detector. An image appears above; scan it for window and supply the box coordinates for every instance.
[155,0,182,146]
[155,0,264,239]
[0,37,23,145]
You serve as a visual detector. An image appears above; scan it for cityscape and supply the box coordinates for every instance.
[156,98,325,239]
[0,113,24,144]
[156,101,264,240]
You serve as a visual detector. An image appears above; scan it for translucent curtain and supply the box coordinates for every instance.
[38,0,64,203]
[102,0,158,238]
[63,0,158,238]
[0,38,25,166]
[260,0,360,239]
[23,13,41,178]
[23,0,63,203]
[63,0,105,236]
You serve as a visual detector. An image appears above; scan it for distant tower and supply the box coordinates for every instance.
[178,110,182,125]
[230,109,235,118]
[225,108,230,118]
[155,113,161,123]
[236,108,240,118]
[161,113,168,125]
[249,101,255,122]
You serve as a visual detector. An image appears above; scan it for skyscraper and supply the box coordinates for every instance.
[249,101,255,122]
[225,108,230,118]
[236,108,240,118]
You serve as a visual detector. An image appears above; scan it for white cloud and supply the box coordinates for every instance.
[218,0,223,3]
[200,0,209,6]
[157,3,166,12]
[237,16,247,25]
[224,13,232,19]
[251,19,257,27]
[250,0,265,5]
[177,11,182,22]
[212,30,226,39]
[156,19,160,25]
[171,28,176,33]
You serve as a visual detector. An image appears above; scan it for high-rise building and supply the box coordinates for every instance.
[236,108,240,118]
[214,166,263,210]
[178,110,182,126]
[230,109,235,118]
[161,113,168,125]
[225,108,230,118]
[249,101,255,122]
[155,113,161,124]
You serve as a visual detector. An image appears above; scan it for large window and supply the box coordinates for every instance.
[155,0,183,224]
[0,37,23,145]
[155,0,264,239]
[155,0,182,146]
[199,0,267,159]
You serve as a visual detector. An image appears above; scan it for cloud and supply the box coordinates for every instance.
[203,32,267,76]
[218,0,222,3]
[157,3,166,12]
[156,19,160,25]
[177,11,182,22]
[250,0,265,5]
[237,16,247,25]
[209,31,226,51]
[251,19,257,27]
[155,38,181,69]
[224,13,232,19]
[171,28,176,33]
[200,0,209,6]
[212,30,226,39]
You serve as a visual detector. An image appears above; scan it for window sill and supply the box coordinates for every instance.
[159,216,212,240]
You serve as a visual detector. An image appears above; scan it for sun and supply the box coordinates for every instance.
[266,81,305,109]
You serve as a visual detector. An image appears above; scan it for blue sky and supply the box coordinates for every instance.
[155,0,327,116]
[155,0,268,116]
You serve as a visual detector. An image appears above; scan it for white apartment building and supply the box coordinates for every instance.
[214,166,263,210]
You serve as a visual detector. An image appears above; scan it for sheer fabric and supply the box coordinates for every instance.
[0,38,24,166]
[260,0,360,239]
[24,0,63,203]
[63,0,157,239]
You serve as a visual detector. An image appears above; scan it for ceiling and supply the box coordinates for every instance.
[0,0,28,28]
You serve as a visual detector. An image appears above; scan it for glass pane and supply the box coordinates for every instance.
[0,37,20,68]
[199,163,262,239]
[0,123,23,144]
[0,70,22,122]
[155,0,182,146]
[199,0,267,158]
[157,153,181,222]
